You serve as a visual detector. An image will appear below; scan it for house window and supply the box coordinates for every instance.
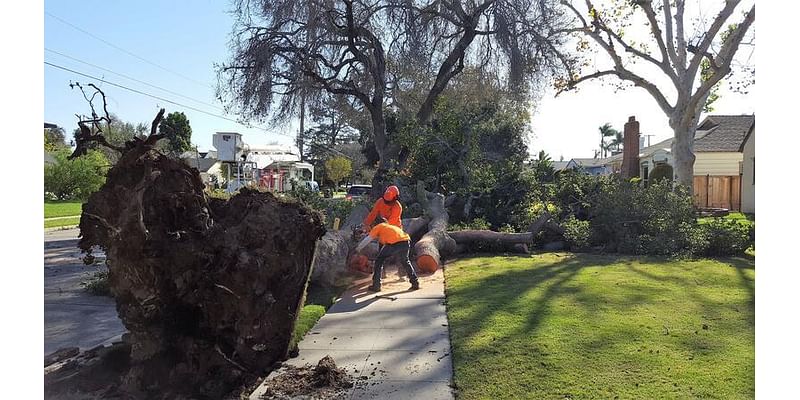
[752,157,755,185]
[642,164,649,182]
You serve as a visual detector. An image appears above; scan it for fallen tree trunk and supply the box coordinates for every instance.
[404,216,431,239]
[445,211,559,255]
[448,230,535,244]
[414,182,456,273]
[310,204,369,286]
[47,109,326,399]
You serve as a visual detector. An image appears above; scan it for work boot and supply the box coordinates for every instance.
[367,284,381,292]
[409,280,420,291]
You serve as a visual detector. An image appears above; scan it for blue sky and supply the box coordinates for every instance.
[44,0,298,152]
[44,0,754,158]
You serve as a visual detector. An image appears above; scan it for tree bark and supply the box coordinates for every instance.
[414,182,456,273]
[670,112,700,194]
[404,216,431,239]
[447,212,552,255]
[448,230,535,244]
[312,204,369,285]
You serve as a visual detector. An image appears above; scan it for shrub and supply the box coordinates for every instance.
[648,164,673,183]
[498,224,516,233]
[590,178,700,257]
[205,188,231,200]
[81,270,111,297]
[701,218,754,256]
[44,148,109,200]
[282,180,326,211]
[324,199,359,229]
[551,169,602,220]
[562,216,591,251]
[449,217,491,232]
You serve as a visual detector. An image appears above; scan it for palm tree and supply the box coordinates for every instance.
[609,130,624,154]
[534,150,555,182]
[598,123,621,158]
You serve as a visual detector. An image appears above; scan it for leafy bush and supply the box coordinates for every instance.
[205,188,231,200]
[590,178,700,257]
[562,216,591,251]
[700,218,754,256]
[449,217,491,231]
[498,224,516,233]
[648,164,673,183]
[552,170,604,220]
[44,148,109,200]
[81,270,111,297]
[282,180,326,211]
[324,199,361,229]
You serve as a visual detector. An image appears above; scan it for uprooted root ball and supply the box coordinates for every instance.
[46,146,325,399]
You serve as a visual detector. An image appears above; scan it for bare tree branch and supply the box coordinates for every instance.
[686,0,740,80]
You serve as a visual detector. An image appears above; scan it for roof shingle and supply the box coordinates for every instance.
[694,115,754,152]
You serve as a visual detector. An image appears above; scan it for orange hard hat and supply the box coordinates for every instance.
[383,185,399,201]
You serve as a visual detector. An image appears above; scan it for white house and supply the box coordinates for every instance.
[180,150,223,188]
[245,144,315,192]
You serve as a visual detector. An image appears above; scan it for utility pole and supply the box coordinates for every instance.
[641,134,655,148]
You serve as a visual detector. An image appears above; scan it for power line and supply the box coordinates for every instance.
[45,11,212,89]
[45,48,224,111]
[44,61,352,160]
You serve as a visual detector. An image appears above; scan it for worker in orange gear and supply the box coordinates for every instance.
[363,185,403,229]
[356,217,419,292]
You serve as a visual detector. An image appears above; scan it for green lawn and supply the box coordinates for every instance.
[445,253,754,399]
[290,280,353,349]
[44,201,83,218]
[44,216,81,229]
[291,305,326,348]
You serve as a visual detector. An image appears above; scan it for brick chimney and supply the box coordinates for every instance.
[620,116,640,179]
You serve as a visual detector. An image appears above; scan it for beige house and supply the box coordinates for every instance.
[740,127,755,213]
[604,115,755,212]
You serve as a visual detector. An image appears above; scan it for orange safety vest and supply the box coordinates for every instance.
[364,199,403,228]
[368,223,410,245]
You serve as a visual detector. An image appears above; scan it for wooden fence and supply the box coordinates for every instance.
[693,175,741,211]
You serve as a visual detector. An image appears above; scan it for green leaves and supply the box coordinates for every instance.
[158,111,193,155]
[44,148,109,200]
[324,156,352,186]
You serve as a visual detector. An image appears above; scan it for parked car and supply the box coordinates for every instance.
[345,184,372,201]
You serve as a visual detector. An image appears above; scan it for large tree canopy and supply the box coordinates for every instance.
[554,0,755,191]
[218,0,571,197]
[158,111,193,156]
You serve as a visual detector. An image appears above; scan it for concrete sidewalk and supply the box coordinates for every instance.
[250,268,455,399]
[44,228,126,355]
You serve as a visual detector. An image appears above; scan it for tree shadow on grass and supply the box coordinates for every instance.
[447,253,755,362]
[446,254,620,351]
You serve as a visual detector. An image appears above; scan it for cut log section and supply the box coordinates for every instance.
[414,182,456,273]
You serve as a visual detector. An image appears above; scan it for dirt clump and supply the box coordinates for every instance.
[259,356,354,399]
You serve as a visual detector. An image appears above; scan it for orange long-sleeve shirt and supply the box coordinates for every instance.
[364,199,403,228]
[368,223,410,245]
